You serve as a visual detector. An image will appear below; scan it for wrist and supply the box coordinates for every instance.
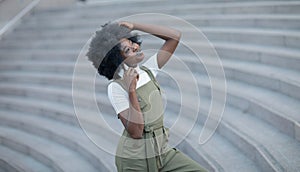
[129,88,136,93]
[131,22,136,30]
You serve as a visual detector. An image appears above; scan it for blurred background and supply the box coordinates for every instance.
[0,0,300,171]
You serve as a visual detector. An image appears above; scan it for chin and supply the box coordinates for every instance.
[136,54,145,62]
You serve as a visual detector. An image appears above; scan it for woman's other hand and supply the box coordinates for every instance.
[119,21,134,30]
[123,66,139,92]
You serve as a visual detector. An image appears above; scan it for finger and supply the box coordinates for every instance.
[130,73,138,82]
[118,21,125,26]
[129,68,136,76]
[125,67,132,75]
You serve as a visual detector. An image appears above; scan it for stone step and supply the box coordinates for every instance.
[0,108,217,172]
[178,143,220,172]
[7,26,300,51]
[214,100,300,171]
[7,27,93,40]
[159,70,300,142]
[151,41,300,71]
[1,1,299,171]
[3,33,300,70]
[0,61,79,74]
[208,42,300,71]
[1,38,299,72]
[74,1,300,15]
[2,27,300,50]
[1,52,299,101]
[0,71,75,89]
[0,94,80,126]
[161,89,269,171]
[0,109,115,171]
[0,70,108,93]
[0,72,280,171]
[222,60,300,100]
[0,160,16,172]
[79,0,300,8]
[0,75,297,171]
[169,116,260,172]
[169,55,300,100]
[165,85,300,171]
[1,55,299,112]
[0,38,87,50]
[2,66,299,142]
[1,61,299,134]
[184,125,262,172]
[0,95,122,169]
[0,125,98,172]
[0,81,118,131]
[0,95,226,171]
[0,82,112,112]
[31,1,300,22]
[0,93,120,136]
[0,145,53,172]
[2,87,217,171]
[0,79,292,171]
[0,85,260,169]
[201,27,300,49]
[0,49,78,62]
[0,87,122,133]
[0,73,296,171]
[18,14,300,31]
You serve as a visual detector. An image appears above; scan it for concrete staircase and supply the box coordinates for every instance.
[0,0,300,171]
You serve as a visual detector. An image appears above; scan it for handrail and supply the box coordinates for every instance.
[0,0,40,40]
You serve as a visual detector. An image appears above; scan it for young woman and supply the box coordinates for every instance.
[87,21,207,172]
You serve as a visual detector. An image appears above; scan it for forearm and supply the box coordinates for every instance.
[132,23,181,41]
[126,90,144,139]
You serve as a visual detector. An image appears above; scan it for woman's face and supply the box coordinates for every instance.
[119,38,144,67]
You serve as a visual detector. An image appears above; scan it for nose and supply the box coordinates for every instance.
[132,43,139,52]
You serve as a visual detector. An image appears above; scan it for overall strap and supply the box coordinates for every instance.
[140,66,161,92]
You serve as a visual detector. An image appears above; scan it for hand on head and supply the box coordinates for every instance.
[119,21,134,30]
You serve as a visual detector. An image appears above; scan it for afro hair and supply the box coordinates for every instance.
[86,22,141,80]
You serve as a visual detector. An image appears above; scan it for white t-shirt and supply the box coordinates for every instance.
[107,53,159,115]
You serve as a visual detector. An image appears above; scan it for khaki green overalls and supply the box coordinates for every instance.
[114,66,207,172]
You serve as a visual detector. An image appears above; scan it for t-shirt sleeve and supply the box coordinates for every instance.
[142,53,159,77]
[107,82,129,115]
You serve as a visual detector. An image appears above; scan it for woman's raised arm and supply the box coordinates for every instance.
[120,22,181,69]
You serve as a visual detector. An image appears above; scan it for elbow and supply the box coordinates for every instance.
[177,30,182,40]
[168,29,181,41]
[174,30,181,41]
